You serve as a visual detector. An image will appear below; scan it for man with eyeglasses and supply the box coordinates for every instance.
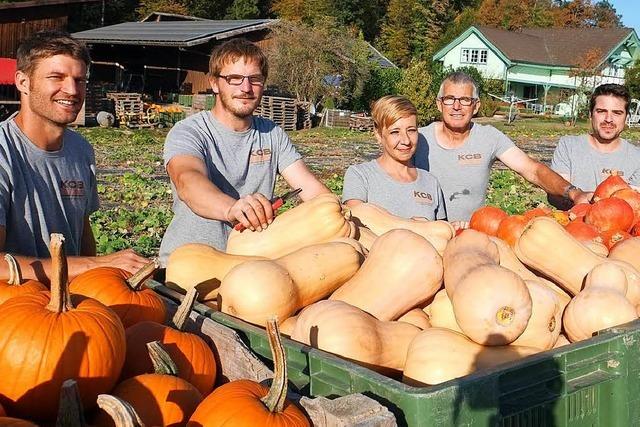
[415,71,591,227]
[159,38,330,263]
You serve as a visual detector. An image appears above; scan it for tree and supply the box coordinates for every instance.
[396,60,439,125]
[225,0,260,18]
[626,63,640,101]
[270,0,334,24]
[377,0,417,66]
[568,47,604,124]
[266,19,371,106]
[591,0,622,28]
[136,0,188,19]
[185,0,235,19]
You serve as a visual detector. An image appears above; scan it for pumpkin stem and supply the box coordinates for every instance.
[96,395,145,427]
[55,379,86,427]
[171,288,198,331]
[260,317,288,413]
[47,233,73,313]
[126,259,160,290]
[147,341,179,376]
[4,253,18,285]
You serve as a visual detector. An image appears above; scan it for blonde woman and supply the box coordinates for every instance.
[342,95,446,220]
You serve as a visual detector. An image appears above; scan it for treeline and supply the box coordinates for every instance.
[67,0,623,67]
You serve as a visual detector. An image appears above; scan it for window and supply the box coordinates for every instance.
[460,48,488,64]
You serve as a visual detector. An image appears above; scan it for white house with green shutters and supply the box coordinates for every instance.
[432,25,640,112]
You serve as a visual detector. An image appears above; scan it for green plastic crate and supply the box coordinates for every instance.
[149,282,640,427]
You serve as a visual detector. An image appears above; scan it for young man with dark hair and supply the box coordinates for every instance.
[415,71,591,227]
[550,83,640,207]
[159,38,329,263]
[0,30,148,283]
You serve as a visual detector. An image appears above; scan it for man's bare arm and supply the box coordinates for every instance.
[280,160,331,201]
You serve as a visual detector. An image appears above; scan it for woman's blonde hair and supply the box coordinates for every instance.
[371,95,417,131]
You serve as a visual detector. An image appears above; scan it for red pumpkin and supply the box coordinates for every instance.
[0,234,126,421]
[585,198,635,233]
[523,206,551,220]
[568,203,591,221]
[593,174,630,201]
[187,319,310,427]
[69,260,166,328]
[496,215,529,247]
[564,221,602,244]
[0,254,47,305]
[601,229,632,250]
[95,342,203,427]
[612,188,640,223]
[121,289,217,395]
[469,206,508,236]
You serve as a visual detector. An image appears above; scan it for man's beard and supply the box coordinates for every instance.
[218,91,260,118]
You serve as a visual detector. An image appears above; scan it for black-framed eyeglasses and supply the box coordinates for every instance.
[439,96,477,106]
[217,74,265,86]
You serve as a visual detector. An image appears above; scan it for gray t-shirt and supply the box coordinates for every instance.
[0,119,99,257]
[159,111,301,263]
[551,135,640,191]
[342,159,446,220]
[415,122,515,221]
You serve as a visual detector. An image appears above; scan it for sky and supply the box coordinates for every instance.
[611,0,639,33]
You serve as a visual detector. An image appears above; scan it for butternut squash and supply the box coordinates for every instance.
[489,236,571,308]
[444,230,533,345]
[330,229,443,321]
[515,217,640,301]
[165,244,264,302]
[353,224,378,251]
[563,263,638,342]
[402,328,539,386]
[511,280,562,350]
[226,193,353,258]
[609,237,640,272]
[397,308,431,330]
[290,300,420,375]
[329,236,368,257]
[349,203,454,254]
[585,240,609,257]
[553,334,570,348]
[279,315,298,337]
[424,289,462,333]
[219,242,364,326]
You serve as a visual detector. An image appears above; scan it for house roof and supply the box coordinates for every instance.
[72,19,274,47]
[476,26,635,67]
[0,0,99,10]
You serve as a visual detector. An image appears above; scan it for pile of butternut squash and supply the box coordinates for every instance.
[166,190,640,388]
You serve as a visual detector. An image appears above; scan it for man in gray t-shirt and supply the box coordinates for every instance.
[0,30,148,283]
[160,39,329,264]
[550,84,640,207]
[415,71,591,224]
[342,160,446,220]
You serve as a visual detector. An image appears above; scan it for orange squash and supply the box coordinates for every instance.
[96,342,203,427]
[0,254,46,304]
[0,234,126,421]
[496,215,529,247]
[291,300,420,375]
[609,237,640,272]
[424,289,462,333]
[469,206,508,236]
[593,174,630,201]
[585,198,634,233]
[220,241,364,326]
[352,224,378,251]
[121,289,217,395]
[188,319,310,427]
[165,243,265,302]
[226,193,353,258]
[69,260,166,328]
[402,328,538,386]
[511,280,562,350]
[612,188,640,223]
[397,308,432,330]
[330,229,443,321]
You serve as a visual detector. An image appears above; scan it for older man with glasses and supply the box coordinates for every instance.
[415,71,591,228]
[159,38,330,264]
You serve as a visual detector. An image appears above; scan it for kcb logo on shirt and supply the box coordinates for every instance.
[601,168,624,177]
[457,153,483,165]
[250,148,272,164]
[60,180,85,198]
[413,191,433,204]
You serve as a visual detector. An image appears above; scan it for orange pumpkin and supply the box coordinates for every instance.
[564,221,602,244]
[495,215,529,247]
[69,260,166,328]
[95,342,203,427]
[585,198,635,233]
[0,234,126,421]
[593,174,630,201]
[612,188,640,223]
[469,206,507,236]
[0,254,46,305]
[0,417,38,426]
[187,319,310,427]
[601,229,632,250]
[121,289,217,395]
[568,203,591,221]
[523,206,551,220]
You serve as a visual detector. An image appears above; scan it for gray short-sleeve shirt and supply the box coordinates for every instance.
[159,112,302,263]
[415,122,515,221]
[0,118,99,257]
[342,159,446,220]
[551,135,640,191]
